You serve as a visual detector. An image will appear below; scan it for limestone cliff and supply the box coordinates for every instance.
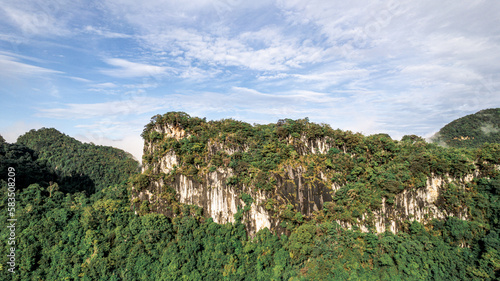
[132,113,476,236]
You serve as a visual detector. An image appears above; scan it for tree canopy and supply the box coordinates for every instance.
[0,115,498,280]
[16,128,139,194]
[432,108,500,148]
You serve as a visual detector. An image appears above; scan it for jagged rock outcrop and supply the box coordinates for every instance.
[132,116,472,236]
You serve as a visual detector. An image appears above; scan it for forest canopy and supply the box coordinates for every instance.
[0,113,499,280]
[16,128,139,194]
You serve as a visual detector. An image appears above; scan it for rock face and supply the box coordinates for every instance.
[371,176,468,233]
[134,142,281,236]
[132,122,470,236]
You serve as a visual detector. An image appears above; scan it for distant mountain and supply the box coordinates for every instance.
[16,128,139,193]
[432,108,500,148]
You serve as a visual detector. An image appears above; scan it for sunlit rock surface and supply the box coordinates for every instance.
[133,123,470,236]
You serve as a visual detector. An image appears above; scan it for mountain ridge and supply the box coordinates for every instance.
[132,112,498,237]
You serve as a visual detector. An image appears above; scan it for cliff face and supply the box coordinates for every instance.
[132,115,473,236]
[371,176,468,233]
[134,124,281,235]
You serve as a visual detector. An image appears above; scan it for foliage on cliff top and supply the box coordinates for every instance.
[141,112,492,190]
[432,108,500,148]
[16,127,139,193]
[136,112,500,233]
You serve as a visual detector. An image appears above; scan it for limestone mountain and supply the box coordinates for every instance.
[132,112,499,237]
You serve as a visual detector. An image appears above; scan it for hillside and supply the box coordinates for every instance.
[16,128,139,193]
[0,118,499,280]
[432,108,500,148]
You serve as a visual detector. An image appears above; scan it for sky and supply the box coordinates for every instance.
[1,0,499,162]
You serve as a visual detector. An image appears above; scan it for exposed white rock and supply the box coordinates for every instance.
[154,123,188,140]
[247,189,272,232]
[369,175,468,233]
[160,151,178,173]
[135,123,475,236]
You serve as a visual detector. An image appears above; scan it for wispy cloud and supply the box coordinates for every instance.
[139,27,327,71]
[92,82,118,88]
[0,54,62,78]
[68,76,92,83]
[83,25,131,39]
[36,96,168,119]
[0,1,73,37]
[100,58,172,78]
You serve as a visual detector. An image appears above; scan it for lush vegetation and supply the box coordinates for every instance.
[139,112,497,230]
[1,110,499,280]
[16,128,139,194]
[432,108,500,148]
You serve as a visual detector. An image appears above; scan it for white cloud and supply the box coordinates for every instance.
[257,73,290,80]
[36,96,169,119]
[400,64,482,86]
[0,0,80,37]
[1,7,65,36]
[2,0,500,145]
[140,27,327,71]
[101,0,329,72]
[0,54,62,78]
[83,25,131,39]
[93,82,118,88]
[69,76,92,83]
[274,1,500,133]
[231,87,344,104]
[123,83,158,89]
[100,58,172,78]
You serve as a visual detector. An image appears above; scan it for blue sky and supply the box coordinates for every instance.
[1,0,499,161]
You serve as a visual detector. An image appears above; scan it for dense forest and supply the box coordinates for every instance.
[1,113,499,280]
[432,108,500,148]
[16,128,139,194]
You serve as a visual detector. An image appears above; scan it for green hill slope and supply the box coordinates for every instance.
[433,108,500,148]
[16,128,139,193]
